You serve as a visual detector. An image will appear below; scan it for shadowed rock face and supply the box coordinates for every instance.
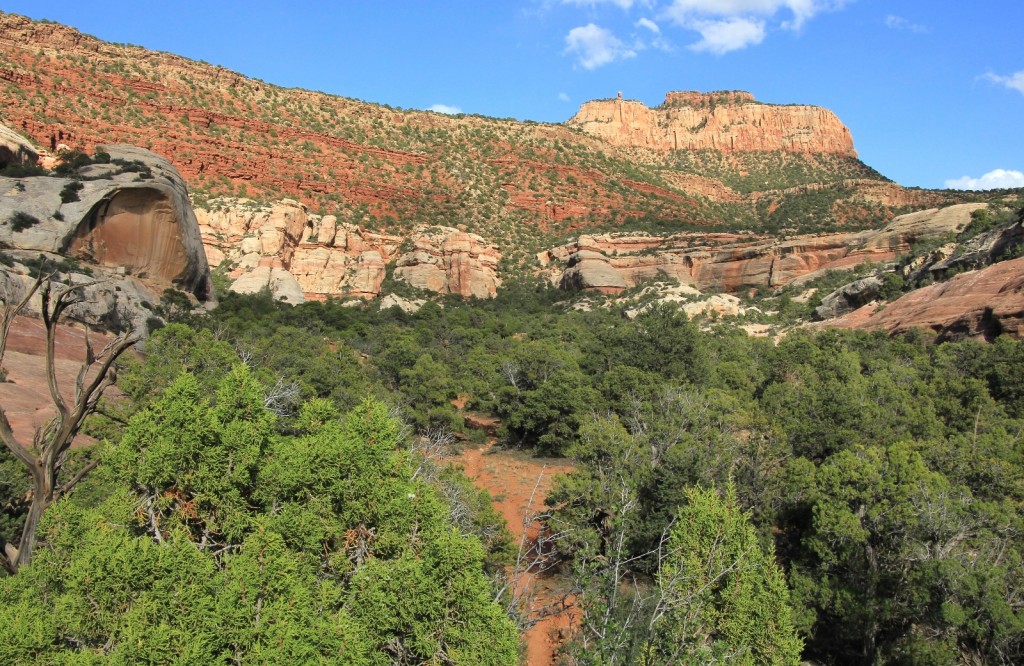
[0,123,38,168]
[68,188,192,289]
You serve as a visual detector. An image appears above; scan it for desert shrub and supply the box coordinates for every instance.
[8,212,40,232]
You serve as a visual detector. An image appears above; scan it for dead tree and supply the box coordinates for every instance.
[0,275,137,573]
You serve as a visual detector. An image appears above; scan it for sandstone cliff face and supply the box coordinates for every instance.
[541,204,985,295]
[0,123,37,167]
[198,199,501,302]
[568,91,856,157]
[0,143,211,299]
[395,227,502,298]
[0,12,961,257]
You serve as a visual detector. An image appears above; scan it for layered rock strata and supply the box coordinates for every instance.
[541,204,984,295]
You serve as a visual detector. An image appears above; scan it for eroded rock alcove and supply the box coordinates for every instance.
[68,188,194,292]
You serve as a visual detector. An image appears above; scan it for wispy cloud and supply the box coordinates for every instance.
[884,15,929,33]
[945,169,1024,191]
[983,70,1024,96]
[565,23,637,69]
[688,16,765,54]
[558,0,848,60]
[558,91,572,102]
[635,17,673,51]
[428,103,462,115]
[662,0,846,53]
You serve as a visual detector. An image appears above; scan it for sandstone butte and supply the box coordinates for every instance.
[568,90,856,157]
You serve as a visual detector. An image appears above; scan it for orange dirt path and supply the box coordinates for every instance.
[448,436,576,666]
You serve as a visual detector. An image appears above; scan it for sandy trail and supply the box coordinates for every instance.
[448,424,576,666]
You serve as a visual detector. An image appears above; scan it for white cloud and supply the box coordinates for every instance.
[689,17,765,53]
[662,0,845,52]
[428,104,462,115]
[557,0,846,60]
[945,169,1024,191]
[884,15,928,33]
[565,23,637,69]
[558,91,571,102]
[634,17,674,51]
[636,17,660,33]
[983,71,1024,96]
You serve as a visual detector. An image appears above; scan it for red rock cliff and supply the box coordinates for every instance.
[568,91,856,157]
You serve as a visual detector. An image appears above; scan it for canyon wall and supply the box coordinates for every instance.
[539,204,986,294]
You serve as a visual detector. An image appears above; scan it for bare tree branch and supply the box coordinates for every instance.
[0,276,138,572]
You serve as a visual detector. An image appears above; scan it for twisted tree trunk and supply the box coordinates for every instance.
[0,275,136,573]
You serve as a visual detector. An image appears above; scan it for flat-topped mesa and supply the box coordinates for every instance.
[567,90,857,157]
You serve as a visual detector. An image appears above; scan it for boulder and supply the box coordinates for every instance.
[560,250,628,293]
[0,143,213,333]
[229,266,305,304]
[379,293,425,314]
[816,276,884,320]
[0,144,212,300]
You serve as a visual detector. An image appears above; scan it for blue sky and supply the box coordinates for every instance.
[2,1,1022,190]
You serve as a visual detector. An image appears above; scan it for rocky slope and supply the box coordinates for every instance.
[827,257,1024,340]
[0,11,964,264]
[568,91,855,156]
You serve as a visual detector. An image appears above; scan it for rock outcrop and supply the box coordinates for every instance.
[541,204,986,295]
[0,144,211,299]
[198,199,501,302]
[394,227,501,298]
[828,257,1024,341]
[815,276,884,320]
[0,139,213,332]
[568,91,856,157]
[0,122,37,168]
